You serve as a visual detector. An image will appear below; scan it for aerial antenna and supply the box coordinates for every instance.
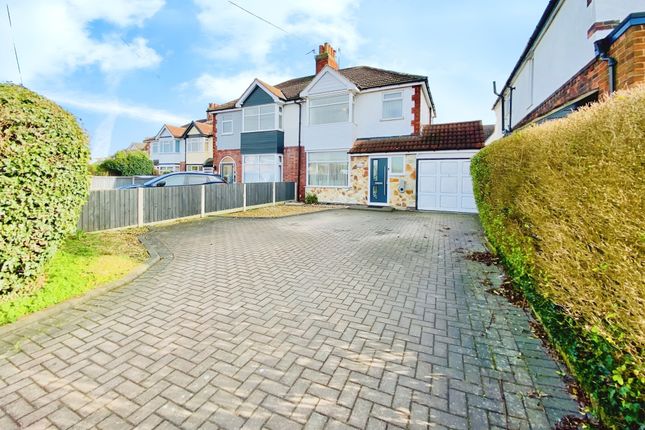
[6,4,23,85]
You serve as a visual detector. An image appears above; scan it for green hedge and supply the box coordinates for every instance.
[471,86,645,428]
[0,84,90,296]
[98,150,153,176]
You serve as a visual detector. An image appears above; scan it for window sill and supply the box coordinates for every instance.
[221,132,233,136]
[306,185,350,189]
[380,117,404,122]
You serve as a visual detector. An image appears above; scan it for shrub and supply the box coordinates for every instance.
[304,192,318,204]
[0,84,90,295]
[98,150,153,176]
[471,86,645,428]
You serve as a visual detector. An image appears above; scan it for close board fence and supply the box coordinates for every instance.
[77,182,296,232]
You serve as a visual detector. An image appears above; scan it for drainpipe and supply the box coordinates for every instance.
[493,81,505,133]
[508,86,516,133]
[296,101,303,201]
[595,38,617,94]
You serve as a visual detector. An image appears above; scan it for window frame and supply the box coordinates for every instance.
[186,137,205,153]
[242,154,283,183]
[187,165,204,172]
[389,155,405,176]
[308,93,351,126]
[381,91,404,121]
[306,151,350,188]
[242,104,282,133]
[159,138,180,153]
[221,119,233,135]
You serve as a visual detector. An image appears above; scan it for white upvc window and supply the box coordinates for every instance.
[243,154,282,183]
[382,91,403,120]
[221,119,233,135]
[243,104,281,132]
[186,137,205,153]
[309,94,350,125]
[160,138,180,153]
[151,141,159,154]
[307,151,349,187]
[157,165,179,174]
[187,165,203,171]
[390,156,404,176]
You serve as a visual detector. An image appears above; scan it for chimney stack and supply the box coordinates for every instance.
[315,42,338,74]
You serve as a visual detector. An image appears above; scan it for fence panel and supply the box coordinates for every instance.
[275,182,295,202]
[143,185,202,223]
[205,183,244,213]
[77,189,138,232]
[91,176,152,190]
[246,182,273,206]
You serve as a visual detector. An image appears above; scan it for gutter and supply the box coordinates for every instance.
[296,100,303,201]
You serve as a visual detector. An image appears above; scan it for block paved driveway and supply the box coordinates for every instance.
[0,210,580,429]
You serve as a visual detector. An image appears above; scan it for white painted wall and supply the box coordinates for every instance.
[283,103,300,147]
[420,92,431,126]
[355,87,414,138]
[493,0,638,133]
[216,111,242,150]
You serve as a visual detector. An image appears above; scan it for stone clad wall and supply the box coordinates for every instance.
[388,154,417,209]
[306,156,369,204]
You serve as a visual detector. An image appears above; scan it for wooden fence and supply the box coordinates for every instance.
[77,182,296,232]
[90,176,154,190]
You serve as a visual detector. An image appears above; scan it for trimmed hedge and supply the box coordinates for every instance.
[0,84,90,295]
[98,150,154,176]
[471,86,644,428]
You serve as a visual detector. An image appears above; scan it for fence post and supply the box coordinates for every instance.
[294,181,298,202]
[272,182,276,206]
[137,188,144,226]
[243,183,247,211]
[200,186,206,217]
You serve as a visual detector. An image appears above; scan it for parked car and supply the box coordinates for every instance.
[118,172,227,189]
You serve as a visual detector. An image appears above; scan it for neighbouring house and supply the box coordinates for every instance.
[150,120,213,173]
[489,1,645,142]
[206,42,487,212]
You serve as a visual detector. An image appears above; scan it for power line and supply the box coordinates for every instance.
[6,4,23,85]
[228,1,289,34]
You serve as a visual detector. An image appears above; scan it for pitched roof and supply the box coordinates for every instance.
[194,121,213,136]
[164,124,186,138]
[349,121,485,154]
[483,124,495,141]
[208,66,433,112]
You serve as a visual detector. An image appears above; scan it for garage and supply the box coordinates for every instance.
[416,158,477,213]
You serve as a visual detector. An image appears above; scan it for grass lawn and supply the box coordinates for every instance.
[221,204,344,218]
[0,228,149,326]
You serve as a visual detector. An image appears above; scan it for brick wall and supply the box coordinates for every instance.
[410,85,421,135]
[214,149,242,183]
[283,146,306,201]
[516,24,645,128]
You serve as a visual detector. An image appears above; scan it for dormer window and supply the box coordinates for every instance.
[243,104,281,132]
[309,94,350,125]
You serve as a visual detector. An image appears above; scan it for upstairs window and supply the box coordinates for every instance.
[221,119,233,135]
[151,141,159,153]
[186,137,205,153]
[160,138,180,153]
[309,94,349,125]
[243,105,276,132]
[382,91,403,119]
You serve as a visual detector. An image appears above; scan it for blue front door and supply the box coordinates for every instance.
[370,158,388,204]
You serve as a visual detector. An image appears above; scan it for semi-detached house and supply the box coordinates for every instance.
[208,43,489,213]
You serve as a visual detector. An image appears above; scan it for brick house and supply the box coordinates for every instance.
[489,1,645,141]
[150,120,213,173]
[206,43,489,213]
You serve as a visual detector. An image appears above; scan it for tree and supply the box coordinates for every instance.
[98,150,154,176]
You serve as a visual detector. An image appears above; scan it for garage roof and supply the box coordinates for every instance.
[349,121,486,154]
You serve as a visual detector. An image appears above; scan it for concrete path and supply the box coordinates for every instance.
[0,210,579,429]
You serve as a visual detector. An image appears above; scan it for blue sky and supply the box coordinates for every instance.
[0,0,546,159]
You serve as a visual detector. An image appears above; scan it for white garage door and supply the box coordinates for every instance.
[417,159,477,213]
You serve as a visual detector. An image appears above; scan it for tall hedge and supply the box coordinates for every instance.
[98,150,154,176]
[0,84,90,295]
[471,86,644,428]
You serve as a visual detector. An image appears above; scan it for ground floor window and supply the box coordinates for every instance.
[157,165,179,174]
[187,165,203,172]
[307,151,349,187]
[243,154,282,183]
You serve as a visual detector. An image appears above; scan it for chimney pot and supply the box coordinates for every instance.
[315,42,338,74]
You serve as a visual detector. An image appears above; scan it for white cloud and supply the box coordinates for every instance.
[49,92,190,125]
[91,113,118,159]
[193,0,361,65]
[192,70,292,104]
[0,0,164,83]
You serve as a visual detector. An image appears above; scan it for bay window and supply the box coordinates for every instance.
[151,141,159,154]
[243,105,280,132]
[160,138,180,153]
[186,137,205,153]
[309,94,350,125]
[243,154,282,183]
[382,91,403,119]
[307,151,349,187]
